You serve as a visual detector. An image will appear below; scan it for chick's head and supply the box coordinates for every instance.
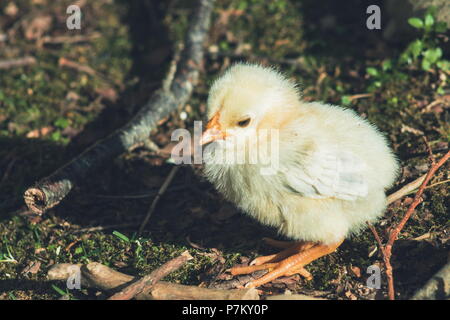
[201,63,300,150]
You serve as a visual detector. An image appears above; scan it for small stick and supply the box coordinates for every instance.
[347,93,372,101]
[386,176,450,204]
[369,150,450,300]
[108,250,193,300]
[58,57,97,77]
[387,151,449,247]
[422,99,445,113]
[377,137,443,205]
[58,57,121,89]
[47,262,259,300]
[386,174,426,204]
[426,179,450,189]
[138,166,180,234]
[39,33,100,46]
[0,56,36,70]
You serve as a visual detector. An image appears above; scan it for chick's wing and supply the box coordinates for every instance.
[282,148,369,201]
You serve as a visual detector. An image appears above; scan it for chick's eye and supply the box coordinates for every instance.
[237,118,251,127]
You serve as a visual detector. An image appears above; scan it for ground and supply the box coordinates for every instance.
[0,0,448,300]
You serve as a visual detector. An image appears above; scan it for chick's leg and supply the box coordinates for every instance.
[230,241,314,276]
[238,240,343,288]
[249,241,315,266]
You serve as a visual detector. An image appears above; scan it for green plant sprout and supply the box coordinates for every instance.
[366,7,449,93]
[113,230,145,263]
[403,8,449,71]
[0,236,17,263]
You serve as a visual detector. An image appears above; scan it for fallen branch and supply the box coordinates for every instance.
[24,0,215,214]
[369,150,450,300]
[47,262,259,300]
[386,174,426,205]
[108,250,193,300]
[386,175,450,205]
[0,56,36,69]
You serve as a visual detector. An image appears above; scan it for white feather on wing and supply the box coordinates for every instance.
[283,148,369,201]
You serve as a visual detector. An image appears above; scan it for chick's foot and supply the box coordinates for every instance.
[230,240,343,288]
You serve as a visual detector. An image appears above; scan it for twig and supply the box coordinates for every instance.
[426,179,450,189]
[386,176,450,204]
[386,174,426,204]
[138,166,180,234]
[422,99,445,113]
[47,262,259,300]
[347,93,372,101]
[23,0,215,214]
[387,151,449,247]
[58,57,121,88]
[38,33,100,46]
[369,150,450,300]
[58,57,97,77]
[108,250,193,300]
[0,56,36,70]
[162,42,183,92]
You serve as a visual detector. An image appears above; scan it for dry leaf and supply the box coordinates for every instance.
[21,261,41,276]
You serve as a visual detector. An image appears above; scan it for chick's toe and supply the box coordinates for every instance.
[242,240,344,288]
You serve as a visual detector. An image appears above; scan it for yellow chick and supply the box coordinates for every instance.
[200,63,399,288]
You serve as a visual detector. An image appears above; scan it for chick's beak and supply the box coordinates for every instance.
[200,113,226,146]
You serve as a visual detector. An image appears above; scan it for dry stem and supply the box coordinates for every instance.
[370,150,449,300]
[108,250,193,300]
